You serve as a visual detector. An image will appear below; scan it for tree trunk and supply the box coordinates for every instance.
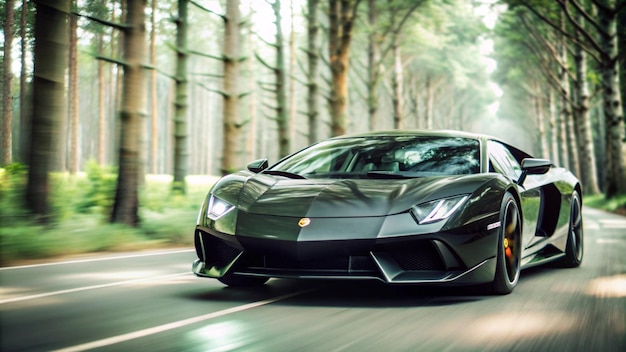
[557,107,569,169]
[598,0,626,196]
[26,0,69,222]
[557,16,577,176]
[557,70,570,169]
[113,1,126,165]
[110,0,147,226]
[68,3,79,174]
[391,40,403,129]
[425,74,434,129]
[172,0,188,192]
[306,0,319,144]
[367,0,379,130]
[572,16,600,195]
[243,3,258,162]
[273,0,290,157]
[548,89,560,165]
[97,34,107,165]
[108,3,119,166]
[19,0,30,164]
[150,0,158,174]
[221,0,242,175]
[2,0,15,166]
[245,3,258,162]
[533,80,549,159]
[288,0,297,150]
[328,0,357,137]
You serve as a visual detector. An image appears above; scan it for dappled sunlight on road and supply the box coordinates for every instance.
[585,274,626,298]
[62,270,162,281]
[0,286,65,308]
[0,286,38,301]
[458,311,578,347]
[186,321,250,352]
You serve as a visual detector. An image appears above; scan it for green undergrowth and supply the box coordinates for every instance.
[0,163,218,266]
[584,193,626,216]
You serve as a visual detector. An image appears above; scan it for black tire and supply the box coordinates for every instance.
[217,272,269,287]
[560,190,583,267]
[491,192,522,295]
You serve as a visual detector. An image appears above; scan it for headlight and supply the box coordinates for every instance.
[207,195,235,220]
[412,195,468,224]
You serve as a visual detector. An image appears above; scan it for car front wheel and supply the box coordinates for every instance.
[491,191,521,295]
[560,190,583,267]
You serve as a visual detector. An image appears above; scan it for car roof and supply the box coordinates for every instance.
[332,129,488,139]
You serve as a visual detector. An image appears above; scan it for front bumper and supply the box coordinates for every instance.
[192,213,499,285]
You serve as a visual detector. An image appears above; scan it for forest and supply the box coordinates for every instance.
[1,0,625,232]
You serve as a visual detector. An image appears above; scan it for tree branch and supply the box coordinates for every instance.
[95,55,126,66]
[195,81,229,97]
[566,0,604,34]
[255,51,276,71]
[520,14,573,79]
[255,32,279,49]
[189,72,225,79]
[262,101,278,112]
[188,49,224,61]
[189,0,226,22]
[517,3,602,64]
[74,12,129,31]
[554,0,604,53]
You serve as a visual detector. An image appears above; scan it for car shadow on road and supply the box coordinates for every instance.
[183,278,495,308]
[183,263,563,308]
[277,280,491,308]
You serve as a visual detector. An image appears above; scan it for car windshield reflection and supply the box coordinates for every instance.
[269,136,480,179]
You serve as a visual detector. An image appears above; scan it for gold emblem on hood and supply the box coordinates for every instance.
[298,218,311,227]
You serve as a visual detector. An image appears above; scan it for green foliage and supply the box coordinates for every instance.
[0,218,157,266]
[0,163,29,226]
[75,161,117,214]
[0,170,217,266]
[584,194,626,216]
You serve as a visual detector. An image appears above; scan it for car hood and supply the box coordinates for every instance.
[233,173,488,218]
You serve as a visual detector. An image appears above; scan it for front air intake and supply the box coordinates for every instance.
[196,231,241,267]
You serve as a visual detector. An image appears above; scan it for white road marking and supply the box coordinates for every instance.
[599,219,626,224]
[0,272,191,305]
[601,223,626,229]
[0,249,195,271]
[52,289,312,352]
[596,238,622,244]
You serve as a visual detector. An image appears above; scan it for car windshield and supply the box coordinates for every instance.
[268,136,480,179]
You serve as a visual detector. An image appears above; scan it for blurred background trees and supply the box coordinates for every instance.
[1,0,625,226]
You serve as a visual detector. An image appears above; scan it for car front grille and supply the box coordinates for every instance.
[246,254,378,273]
[379,240,447,271]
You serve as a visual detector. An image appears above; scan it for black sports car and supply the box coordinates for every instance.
[192,130,583,294]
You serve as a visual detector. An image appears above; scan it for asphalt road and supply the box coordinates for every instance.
[1,207,624,352]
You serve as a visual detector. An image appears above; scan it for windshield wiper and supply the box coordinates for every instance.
[263,170,307,179]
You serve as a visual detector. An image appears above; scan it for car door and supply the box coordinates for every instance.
[487,140,543,249]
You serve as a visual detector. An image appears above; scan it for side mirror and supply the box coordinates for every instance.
[517,158,552,185]
[247,159,269,173]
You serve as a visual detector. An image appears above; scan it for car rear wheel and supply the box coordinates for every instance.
[491,192,521,295]
[217,272,269,287]
[560,190,583,267]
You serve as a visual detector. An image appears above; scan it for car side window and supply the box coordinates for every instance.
[488,141,522,180]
